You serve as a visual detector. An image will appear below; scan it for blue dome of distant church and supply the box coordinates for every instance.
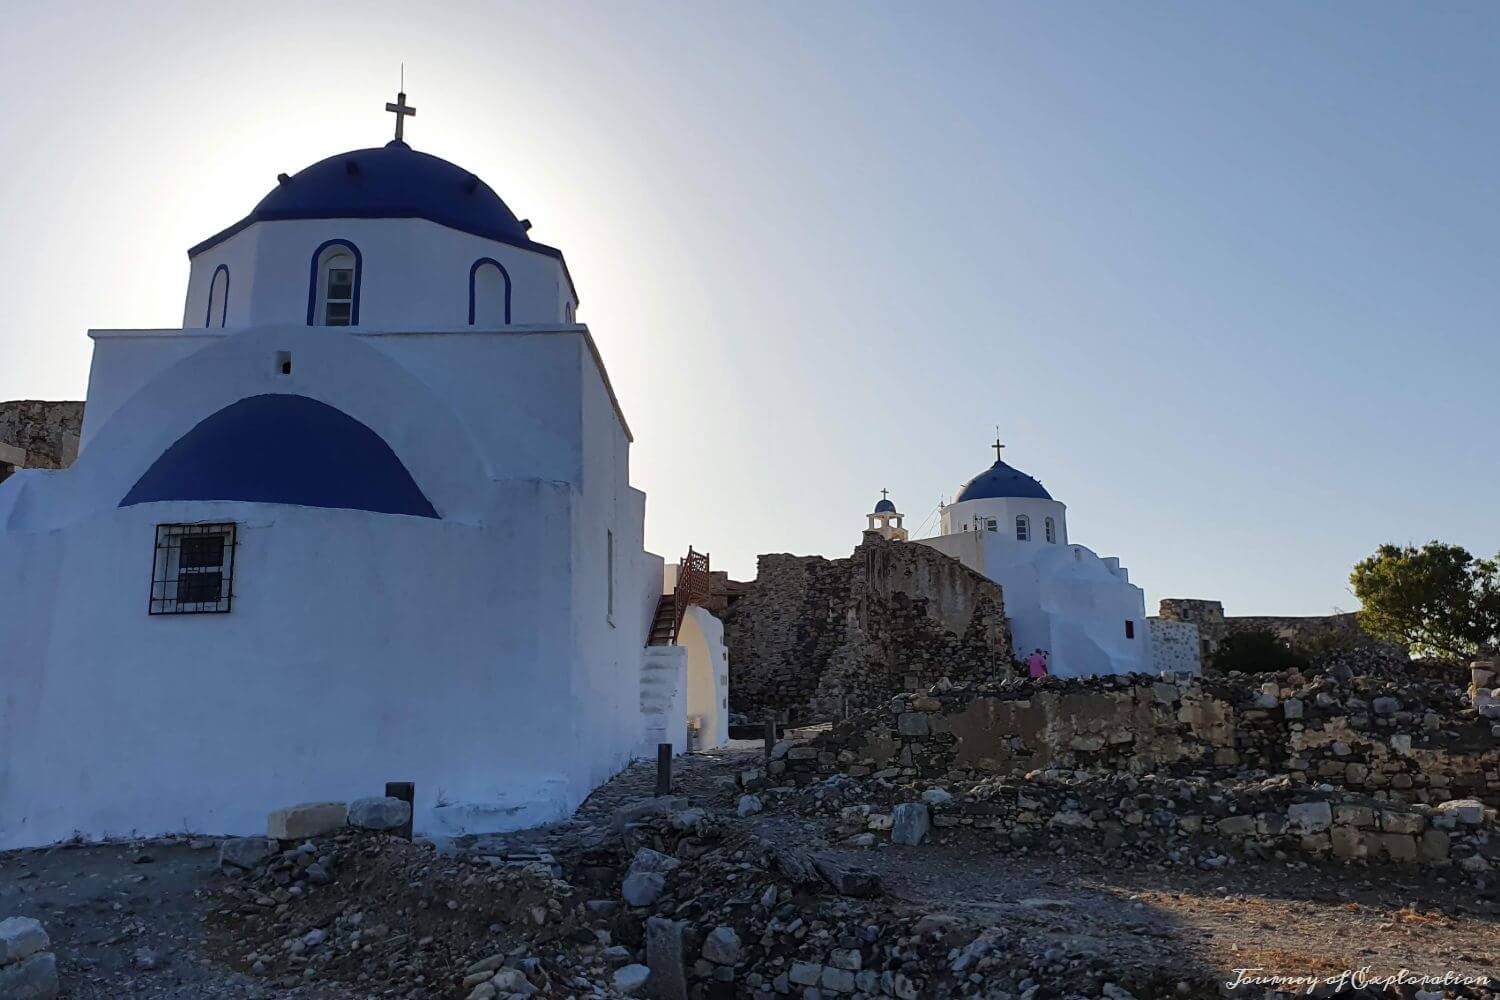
[190,134,538,257]
[955,446,1052,502]
[873,496,896,513]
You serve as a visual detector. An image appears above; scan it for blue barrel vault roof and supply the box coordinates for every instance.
[121,393,438,518]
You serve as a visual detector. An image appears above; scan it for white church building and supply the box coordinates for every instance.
[909,441,1158,678]
[0,95,726,850]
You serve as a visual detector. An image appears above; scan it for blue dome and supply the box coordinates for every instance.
[873,497,896,513]
[955,460,1052,502]
[189,141,552,261]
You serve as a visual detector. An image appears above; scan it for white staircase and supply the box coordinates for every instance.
[638,646,687,758]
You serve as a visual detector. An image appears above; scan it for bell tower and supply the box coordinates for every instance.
[866,489,908,541]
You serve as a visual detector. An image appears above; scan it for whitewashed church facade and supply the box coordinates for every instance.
[0,97,725,850]
[912,443,1157,678]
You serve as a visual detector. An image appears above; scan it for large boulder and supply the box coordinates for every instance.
[1435,799,1486,826]
[613,964,651,996]
[348,796,412,831]
[0,917,49,964]
[891,803,930,846]
[0,952,58,1000]
[1287,801,1333,835]
[218,837,279,872]
[622,871,665,907]
[646,917,689,1000]
[701,926,741,965]
[268,801,348,840]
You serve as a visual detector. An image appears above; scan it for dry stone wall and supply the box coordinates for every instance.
[0,400,84,473]
[1155,598,1409,669]
[723,533,1015,722]
[747,670,1499,871]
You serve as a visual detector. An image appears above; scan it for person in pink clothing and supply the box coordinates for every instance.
[1026,648,1049,679]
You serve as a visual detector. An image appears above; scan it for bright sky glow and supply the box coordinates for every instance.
[3,2,1496,614]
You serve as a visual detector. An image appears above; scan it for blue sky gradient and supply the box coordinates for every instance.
[2,2,1495,614]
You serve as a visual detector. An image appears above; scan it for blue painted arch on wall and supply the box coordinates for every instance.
[205,264,230,328]
[120,393,438,518]
[467,257,512,325]
[305,239,363,326]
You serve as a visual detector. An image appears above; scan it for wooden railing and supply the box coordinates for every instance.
[673,546,712,642]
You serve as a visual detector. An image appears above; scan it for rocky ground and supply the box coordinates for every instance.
[1,741,1496,999]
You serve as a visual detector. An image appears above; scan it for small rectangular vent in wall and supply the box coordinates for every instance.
[276,351,292,375]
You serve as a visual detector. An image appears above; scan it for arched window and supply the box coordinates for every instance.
[1015,514,1031,541]
[1044,516,1056,543]
[306,239,362,326]
[468,258,511,326]
[205,265,229,328]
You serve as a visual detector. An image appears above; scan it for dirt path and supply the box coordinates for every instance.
[0,841,360,999]
[2,743,1495,997]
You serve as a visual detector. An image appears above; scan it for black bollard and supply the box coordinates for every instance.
[385,781,415,840]
[655,743,672,797]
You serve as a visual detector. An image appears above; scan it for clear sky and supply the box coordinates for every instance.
[3,2,1496,615]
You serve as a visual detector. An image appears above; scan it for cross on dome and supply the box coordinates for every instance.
[881,488,889,500]
[992,436,1005,462]
[385,90,416,142]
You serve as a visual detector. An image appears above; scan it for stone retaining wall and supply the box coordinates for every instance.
[743,673,1499,871]
[800,675,1497,807]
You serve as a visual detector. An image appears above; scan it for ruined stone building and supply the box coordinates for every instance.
[1155,598,1404,667]
[723,533,1014,722]
[0,400,83,482]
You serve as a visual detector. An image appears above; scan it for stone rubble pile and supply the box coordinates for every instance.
[205,790,1261,1000]
[595,800,1209,1000]
[0,915,59,999]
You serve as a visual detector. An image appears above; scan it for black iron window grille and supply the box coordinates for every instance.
[150,523,236,614]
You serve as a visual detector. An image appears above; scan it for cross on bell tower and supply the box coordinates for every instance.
[386,90,416,142]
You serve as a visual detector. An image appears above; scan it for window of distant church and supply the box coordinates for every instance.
[1045,516,1056,543]
[1015,515,1030,541]
[469,258,511,325]
[308,240,362,327]
[985,518,997,532]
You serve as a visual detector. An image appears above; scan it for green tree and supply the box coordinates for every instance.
[1350,542,1500,659]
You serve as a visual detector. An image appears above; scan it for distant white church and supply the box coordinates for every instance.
[0,94,727,850]
[895,440,1172,678]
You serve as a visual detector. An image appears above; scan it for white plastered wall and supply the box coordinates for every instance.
[181,218,577,331]
[0,322,650,848]
[915,526,1152,679]
[677,605,730,751]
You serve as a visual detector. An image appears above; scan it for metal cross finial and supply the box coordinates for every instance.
[386,89,416,142]
[992,436,1005,462]
[881,488,889,500]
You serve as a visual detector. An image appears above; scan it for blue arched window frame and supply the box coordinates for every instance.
[306,239,363,326]
[468,257,512,325]
[205,264,230,328]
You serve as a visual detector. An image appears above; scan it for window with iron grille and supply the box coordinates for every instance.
[150,523,236,614]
